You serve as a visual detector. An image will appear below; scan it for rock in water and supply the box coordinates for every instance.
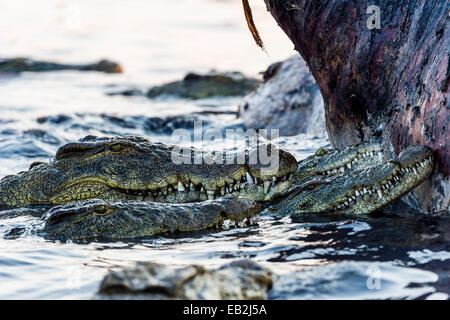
[97,260,276,299]
[0,58,123,74]
[238,55,325,137]
[146,71,261,99]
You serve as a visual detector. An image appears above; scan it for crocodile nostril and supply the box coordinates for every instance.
[55,143,96,160]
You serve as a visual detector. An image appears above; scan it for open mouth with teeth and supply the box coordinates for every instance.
[294,142,384,184]
[318,149,384,176]
[51,170,294,205]
[271,145,433,216]
[114,172,293,202]
[329,153,433,214]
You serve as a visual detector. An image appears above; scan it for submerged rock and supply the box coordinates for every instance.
[146,71,261,99]
[238,55,325,137]
[105,88,144,97]
[98,260,276,299]
[0,58,123,74]
[33,112,222,136]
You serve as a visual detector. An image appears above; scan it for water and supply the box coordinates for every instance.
[0,0,448,299]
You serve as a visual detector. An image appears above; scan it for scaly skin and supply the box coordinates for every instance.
[41,195,260,240]
[269,146,433,215]
[293,142,384,184]
[0,135,297,208]
[0,136,433,240]
[38,144,433,240]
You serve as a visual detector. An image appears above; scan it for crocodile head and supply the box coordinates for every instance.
[0,136,297,208]
[293,142,384,184]
[41,195,260,240]
[271,145,433,215]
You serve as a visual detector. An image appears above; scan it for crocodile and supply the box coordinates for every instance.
[36,145,432,240]
[41,195,260,241]
[0,136,433,240]
[0,58,123,74]
[0,135,297,208]
[270,146,433,216]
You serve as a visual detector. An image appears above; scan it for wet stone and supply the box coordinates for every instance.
[238,55,325,137]
[98,259,276,300]
[146,71,261,100]
[0,58,123,74]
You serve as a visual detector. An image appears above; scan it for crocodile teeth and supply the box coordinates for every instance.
[377,189,383,199]
[363,188,368,194]
[347,163,352,169]
[344,201,349,206]
[206,190,215,200]
[332,169,338,174]
[225,186,230,193]
[355,190,360,197]
[222,220,231,229]
[412,167,418,176]
[339,167,345,173]
[263,181,271,193]
[246,172,254,185]
[177,181,185,191]
[161,187,168,196]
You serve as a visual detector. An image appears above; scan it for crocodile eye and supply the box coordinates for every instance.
[110,143,124,152]
[315,148,327,156]
[93,205,114,216]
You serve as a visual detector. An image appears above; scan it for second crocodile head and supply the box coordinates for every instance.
[270,145,433,215]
